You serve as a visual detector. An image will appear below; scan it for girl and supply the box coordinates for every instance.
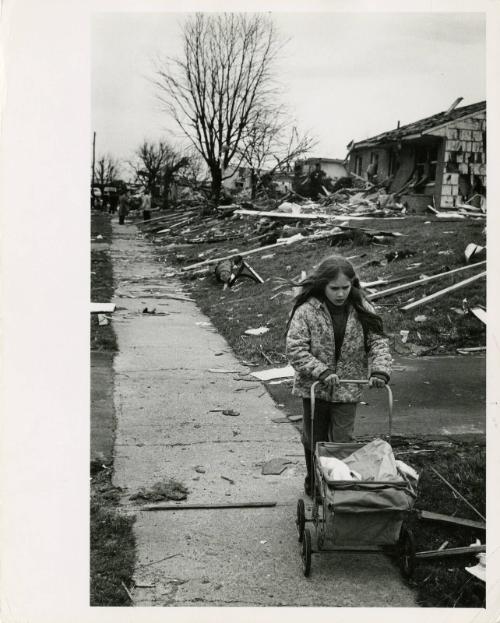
[285,255,392,496]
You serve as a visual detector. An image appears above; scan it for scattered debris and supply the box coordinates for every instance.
[271,417,291,424]
[469,307,486,325]
[215,256,264,288]
[261,458,292,475]
[91,302,116,314]
[400,330,410,343]
[97,314,109,326]
[221,475,235,485]
[414,315,427,323]
[417,510,486,531]
[464,243,486,263]
[244,327,270,336]
[415,544,485,560]
[457,346,486,355]
[130,479,189,503]
[222,409,240,417]
[250,365,294,381]
[401,271,486,312]
[369,260,486,301]
[194,466,206,474]
[288,415,303,422]
[465,552,486,582]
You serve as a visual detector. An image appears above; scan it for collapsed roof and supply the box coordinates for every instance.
[351,100,486,150]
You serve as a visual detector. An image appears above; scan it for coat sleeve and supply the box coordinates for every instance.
[363,302,392,381]
[286,306,330,380]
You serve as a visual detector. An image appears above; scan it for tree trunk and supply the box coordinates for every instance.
[251,169,258,200]
[210,165,222,203]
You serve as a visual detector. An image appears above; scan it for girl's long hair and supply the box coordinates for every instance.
[285,255,385,336]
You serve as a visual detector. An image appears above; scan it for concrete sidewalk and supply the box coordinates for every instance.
[110,221,417,607]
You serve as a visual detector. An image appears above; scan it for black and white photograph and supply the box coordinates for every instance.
[2,1,500,620]
[89,9,489,608]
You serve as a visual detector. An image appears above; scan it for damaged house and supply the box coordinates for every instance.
[347,99,486,211]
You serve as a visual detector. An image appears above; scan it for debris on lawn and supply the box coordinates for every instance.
[464,243,486,263]
[468,307,486,325]
[417,510,485,531]
[130,479,189,503]
[400,270,486,312]
[245,327,270,336]
[215,256,264,289]
[465,552,486,582]
[368,260,486,301]
[251,365,294,381]
[414,315,427,323]
[222,409,240,417]
[91,302,116,314]
[97,314,110,326]
[456,346,486,355]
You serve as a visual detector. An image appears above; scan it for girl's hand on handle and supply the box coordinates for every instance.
[369,376,386,389]
[322,373,339,387]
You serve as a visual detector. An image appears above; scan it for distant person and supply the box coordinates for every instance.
[118,191,129,225]
[141,191,152,221]
[309,162,326,200]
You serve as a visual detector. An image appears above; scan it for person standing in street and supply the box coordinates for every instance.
[118,190,129,225]
[141,190,152,221]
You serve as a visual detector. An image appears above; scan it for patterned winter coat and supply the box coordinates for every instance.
[286,297,392,403]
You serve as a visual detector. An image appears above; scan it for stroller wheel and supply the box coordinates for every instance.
[296,499,306,542]
[302,528,312,577]
[398,525,416,579]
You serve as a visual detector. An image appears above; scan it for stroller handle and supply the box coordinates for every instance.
[309,379,393,442]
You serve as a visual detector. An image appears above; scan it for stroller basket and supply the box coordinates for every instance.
[315,442,416,545]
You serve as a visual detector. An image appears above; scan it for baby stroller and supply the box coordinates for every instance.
[295,379,417,578]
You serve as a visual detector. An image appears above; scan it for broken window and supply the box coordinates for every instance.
[354,154,363,176]
[415,144,439,185]
[388,150,400,176]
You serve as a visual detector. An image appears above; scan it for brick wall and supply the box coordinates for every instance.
[430,111,486,209]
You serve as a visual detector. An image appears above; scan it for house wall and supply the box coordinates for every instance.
[428,111,486,208]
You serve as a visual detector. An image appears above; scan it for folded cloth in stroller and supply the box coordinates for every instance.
[343,438,399,481]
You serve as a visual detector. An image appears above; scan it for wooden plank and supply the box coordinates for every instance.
[235,208,334,220]
[181,239,294,272]
[401,271,486,312]
[90,302,116,314]
[416,545,485,560]
[142,501,277,511]
[418,510,486,531]
[368,261,486,301]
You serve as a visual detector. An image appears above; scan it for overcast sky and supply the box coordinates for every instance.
[92,11,485,177]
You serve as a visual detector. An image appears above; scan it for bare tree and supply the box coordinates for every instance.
[94,154,120,192]
[155,13,281,201]
[129,140,190,205]
[238,109,316,197]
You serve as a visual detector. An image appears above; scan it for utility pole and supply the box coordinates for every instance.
[92,131,96,188]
